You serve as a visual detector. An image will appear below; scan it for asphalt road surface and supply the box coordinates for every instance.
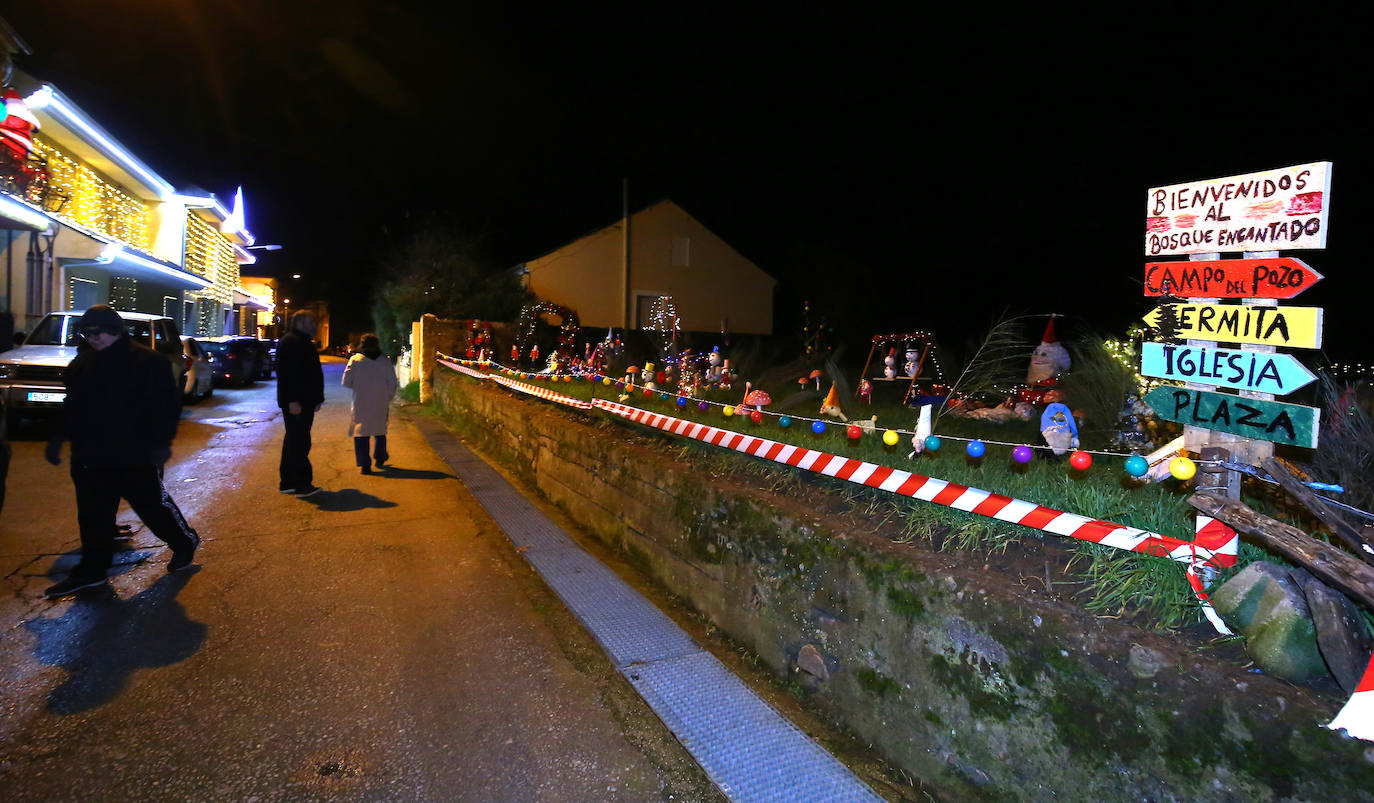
[0,357,726,801]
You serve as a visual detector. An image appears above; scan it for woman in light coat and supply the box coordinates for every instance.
[342,333,399,474]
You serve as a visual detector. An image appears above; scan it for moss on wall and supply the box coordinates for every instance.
[434,371,1374,801]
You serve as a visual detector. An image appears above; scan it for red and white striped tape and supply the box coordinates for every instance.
[490,373,593,409]
[438,358,489,380]
[436,359,1239,627]
[1328,653,1374,742]
[591,399,1237,571]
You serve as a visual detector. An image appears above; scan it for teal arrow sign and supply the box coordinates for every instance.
[1140,343,1316,395]
[1144,386,1319,449]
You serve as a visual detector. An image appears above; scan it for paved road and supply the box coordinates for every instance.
[0,357,722,801]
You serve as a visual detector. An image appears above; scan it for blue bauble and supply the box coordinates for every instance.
[924,435,941,452]
[966,439,986,458]
[811,420,826,435]
[778,416,792,428]
[676,396,687,407]
[1124,455,1149,477]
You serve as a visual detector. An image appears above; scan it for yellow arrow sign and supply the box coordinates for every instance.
[1142,303,1323,349]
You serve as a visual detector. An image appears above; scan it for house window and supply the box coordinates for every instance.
[671,237,690,268]
[109,276,138,310]
[67,277,98,311]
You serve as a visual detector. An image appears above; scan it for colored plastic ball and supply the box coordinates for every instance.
[966,440,986,458]
[699,401,709,411]
[811,420,826,435]
[1069,450,1093,471]
[676,396,687,407]
[602,377,611,385]
[564,375,572,382]
[659,392,670,401]
[779,416,792,428]
[1124,455,1148,477]
[882,429,900,447]
[1169,456,1197,481]
[615,381,625,390]
[643,387,653,397]
[750,410,763,423]
[1012,445,1033,464]
[723,405,735,417]
[924,435,941,452]
[846,424,862,440]
[595,374,604,383]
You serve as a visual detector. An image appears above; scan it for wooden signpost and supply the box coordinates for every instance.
[1144,386,1320,449]
[1141,303,1323,349]
[1143,257,1324,299]
[1141,162,1331,483]
[1140,343,1317,395]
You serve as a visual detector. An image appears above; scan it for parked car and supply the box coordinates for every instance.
[198,336,262,386]
[181,336,214,402]
[260,338,277,379]
[0,310,185,428]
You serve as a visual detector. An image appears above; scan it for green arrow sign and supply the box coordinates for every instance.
[1144,386,1319,449]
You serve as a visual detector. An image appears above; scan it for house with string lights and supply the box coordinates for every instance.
[0,63,271,343]
[515,199,776,336]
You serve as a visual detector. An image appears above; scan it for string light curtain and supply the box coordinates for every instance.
[30,136,152,252]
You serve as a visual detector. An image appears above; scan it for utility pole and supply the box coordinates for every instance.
[621,178,630,329]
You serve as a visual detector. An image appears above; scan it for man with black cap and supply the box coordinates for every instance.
[43,305,200,598]
[276,308,324,497]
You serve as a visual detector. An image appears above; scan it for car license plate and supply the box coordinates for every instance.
[27,391,66,403]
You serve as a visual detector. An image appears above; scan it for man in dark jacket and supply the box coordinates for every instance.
[276,309,324,497]
[43,305,200,598]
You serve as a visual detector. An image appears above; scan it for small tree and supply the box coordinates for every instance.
[371,218,533,356]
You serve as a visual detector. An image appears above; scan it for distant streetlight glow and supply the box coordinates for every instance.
[246,244,282,251]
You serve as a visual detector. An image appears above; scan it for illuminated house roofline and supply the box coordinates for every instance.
[178,186,257,249]
[16,76,176,202]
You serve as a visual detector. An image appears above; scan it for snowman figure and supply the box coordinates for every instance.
[904,347,920,377]
[883,348,897,380]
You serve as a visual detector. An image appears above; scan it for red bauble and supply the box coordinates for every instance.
[846,424,862,440]
[749,410,763,424]
[1069,450,1092,471]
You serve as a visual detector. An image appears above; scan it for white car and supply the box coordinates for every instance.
[0,310,186,428]
[181,335,214,402]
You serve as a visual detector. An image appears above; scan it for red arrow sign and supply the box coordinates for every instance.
[1144,257,1324,299]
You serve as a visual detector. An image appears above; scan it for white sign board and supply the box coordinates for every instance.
[1145,162,1331,256]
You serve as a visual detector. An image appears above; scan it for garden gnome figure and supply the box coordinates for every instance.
[1040,394,1080,457]
[1027,317,1071,386]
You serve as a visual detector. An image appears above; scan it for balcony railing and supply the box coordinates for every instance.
[0,147,69,214]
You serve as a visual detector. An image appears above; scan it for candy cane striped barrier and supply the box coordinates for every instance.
[438,357,490,380]
[592,399,1238,624]
[490,373,593,409]
[1328,653,1374,742]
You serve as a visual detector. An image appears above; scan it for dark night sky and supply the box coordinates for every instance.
[5,3,1370,359]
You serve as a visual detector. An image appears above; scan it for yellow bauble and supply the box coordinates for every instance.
[1169,456,1197,481]
[603,377,612,385]
[723,405,735,417]
[882,429,900,447]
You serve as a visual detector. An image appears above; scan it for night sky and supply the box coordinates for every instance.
[6,4,1370,360]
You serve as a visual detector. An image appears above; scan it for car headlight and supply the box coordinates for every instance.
[0,363,14,379]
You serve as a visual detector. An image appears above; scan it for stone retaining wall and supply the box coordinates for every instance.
[435,370,1373,801]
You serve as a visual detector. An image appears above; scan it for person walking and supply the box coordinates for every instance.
[276,309,324,497]
[43,305,199,598]
[342,333,398,474]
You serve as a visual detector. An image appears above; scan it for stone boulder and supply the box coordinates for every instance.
[1211,562,1328,682]
[1300,574,1374,694]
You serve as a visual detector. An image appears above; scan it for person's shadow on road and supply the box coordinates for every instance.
[375,465,453,481]
[301,488,398,512]
[25,571,206,714]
